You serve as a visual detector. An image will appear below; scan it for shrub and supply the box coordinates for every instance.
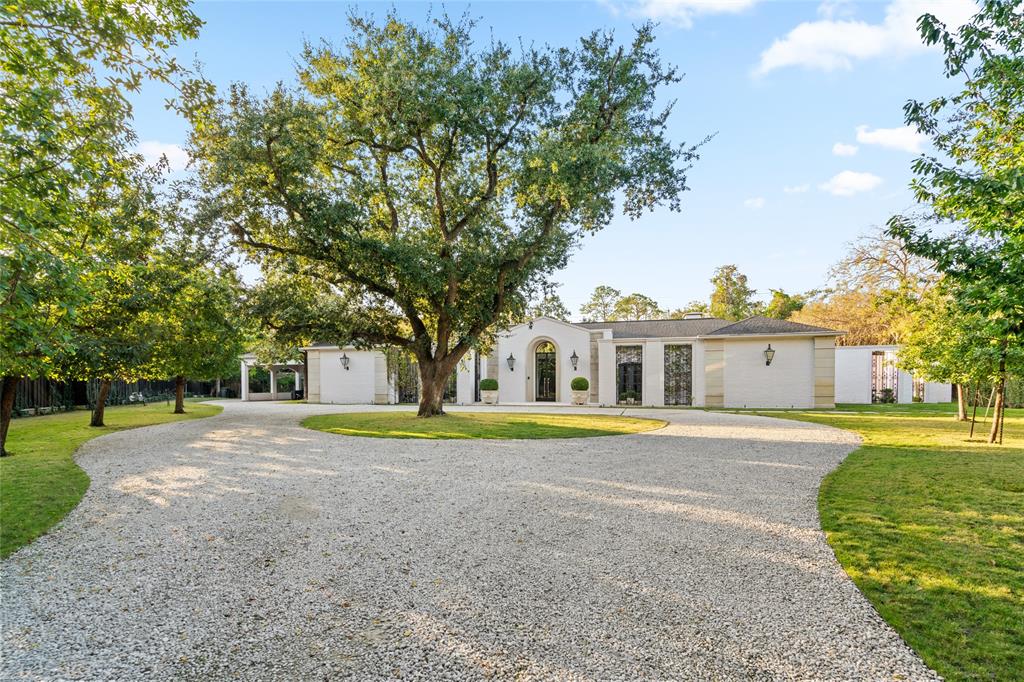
[570,377,589,391]
[479,378,498,391]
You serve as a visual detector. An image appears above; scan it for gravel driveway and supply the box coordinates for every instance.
[1,401,937,680]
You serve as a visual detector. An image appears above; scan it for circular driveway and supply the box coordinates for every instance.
[2,402,936,680]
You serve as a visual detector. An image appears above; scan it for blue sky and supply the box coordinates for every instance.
[131,0,976,319]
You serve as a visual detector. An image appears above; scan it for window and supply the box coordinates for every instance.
[871,351,898,403]
[616,345,643,404]
[664,344,693,406]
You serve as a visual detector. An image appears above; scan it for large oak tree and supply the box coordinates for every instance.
[190,15,703,416]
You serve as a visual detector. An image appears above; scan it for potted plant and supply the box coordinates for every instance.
[621,390,638,405]
[479,378,498,405]
[570,377,589,405]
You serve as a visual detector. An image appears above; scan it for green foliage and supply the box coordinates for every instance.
[579,285,623,321]
[766,405,1024,682]
[709,264,756,320]
[150,234,245,383]
[189,14,702,413]
[763,289,806,319]
[527,283,571,322]
[0,401,222,557]
[613,292,664,320]
[887,2,1023,439]
[479,378,498,391]
[303,411,665,440]
[668,300,709,318]
[900,283,1024,387]
[570,376,589,391]
[0,0,203,380]
[55,167,170,384]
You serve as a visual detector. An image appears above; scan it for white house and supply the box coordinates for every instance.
[242,315,847,409]
[835,344,953,404]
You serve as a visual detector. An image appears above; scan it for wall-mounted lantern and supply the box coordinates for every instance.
[570,350,579,371]
[763,344,776,366]
[507,353,516,371]
[340,353,350,370]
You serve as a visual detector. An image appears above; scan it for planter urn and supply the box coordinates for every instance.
[481,390,498,405]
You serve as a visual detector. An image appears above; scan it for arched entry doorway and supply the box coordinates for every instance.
[534,341,556,401]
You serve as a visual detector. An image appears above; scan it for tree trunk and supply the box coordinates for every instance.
[956,384,968,421]
[416,359,451,417]
[1,376,19,457]
[174,375,186,414]
[91,379,111,427]
[989,354,1006,445]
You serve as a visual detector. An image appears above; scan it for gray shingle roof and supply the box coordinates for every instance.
[576,318,733,338]
[706,316,839,336]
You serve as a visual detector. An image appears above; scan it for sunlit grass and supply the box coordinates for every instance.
[303,411,666,440]
[0,400,222,558]
[760,403,1023,681]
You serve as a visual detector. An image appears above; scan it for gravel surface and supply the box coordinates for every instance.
[1,401,939,680]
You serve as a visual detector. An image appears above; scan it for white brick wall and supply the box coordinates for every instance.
[316,349,381,404]
[835,345,953,404]
[723,337,815,409]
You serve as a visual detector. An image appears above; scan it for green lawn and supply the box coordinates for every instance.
[759,403,1023,682]
[0,400,222,558]
[303,411,666,440]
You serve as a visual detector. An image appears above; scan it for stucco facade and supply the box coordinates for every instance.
[835,344,952,404]
[242,315,857,409]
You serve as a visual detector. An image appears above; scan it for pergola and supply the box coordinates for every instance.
[239,353,306,401]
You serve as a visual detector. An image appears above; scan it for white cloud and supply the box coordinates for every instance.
[855,124,926,153]
[817,0,855,20]
[755,0,977,75]
[832,142,859,156]
[743,196,766,209]
[783,183,810,194]
[136,140,189,172]
[602,0,760,28]
[819,170,882,196]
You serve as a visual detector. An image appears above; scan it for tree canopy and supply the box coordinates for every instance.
[887,0,1023,442]
[709,265,756,321]
[1,0,203,452]
[190,14,703,415]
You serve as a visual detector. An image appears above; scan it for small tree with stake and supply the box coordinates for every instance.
[887,1,1024,444]
[189,14,705,417]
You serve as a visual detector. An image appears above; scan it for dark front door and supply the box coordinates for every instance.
[617,363,643,403]
[535,345,556,401]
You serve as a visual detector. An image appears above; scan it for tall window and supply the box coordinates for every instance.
[664,344,693,406]
[393,354,419,404]
[616,345,643,404]
[871,351,898,403]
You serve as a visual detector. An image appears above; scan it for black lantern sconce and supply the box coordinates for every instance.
[570,350,579,371]
[507,353,516,371]
[340,353,350,370]
[763,344,775,366]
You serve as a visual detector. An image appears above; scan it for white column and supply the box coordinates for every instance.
[240,361,249,401]
[645,341,665,407]
[295,369,303,391]
[598,341,616,406]
[269,368,277,400]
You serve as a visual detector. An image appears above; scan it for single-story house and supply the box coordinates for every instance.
[835,344,953,404]
[242,315,847,409]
